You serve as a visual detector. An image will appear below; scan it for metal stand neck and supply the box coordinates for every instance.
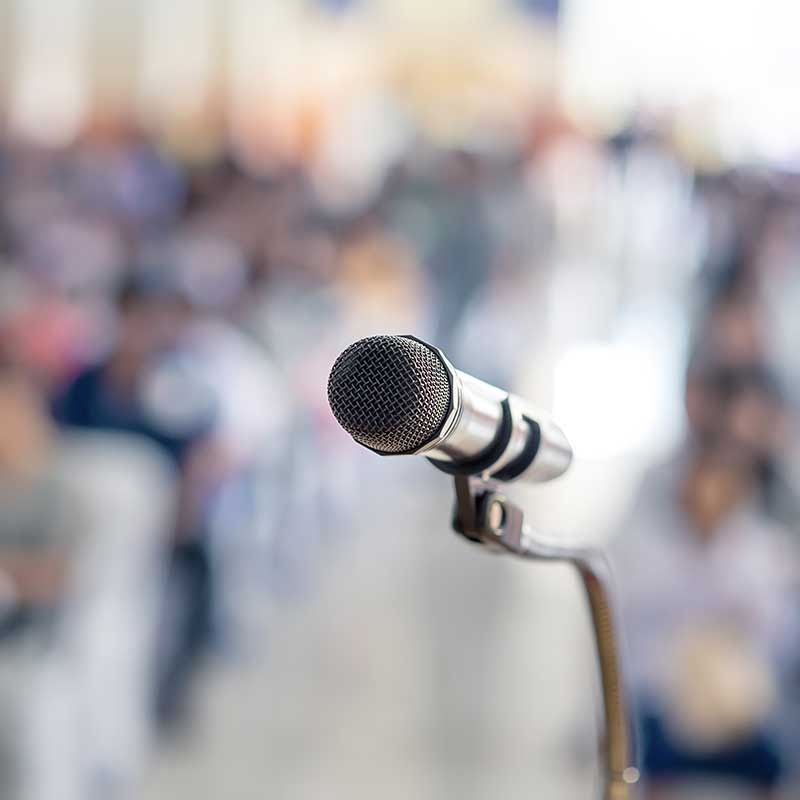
[450,475,640,800]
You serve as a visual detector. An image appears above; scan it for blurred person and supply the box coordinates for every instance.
[451,264,541,389]
[450,150,550,385]
[699,277,765,371]
[614,439,797,799]
[70,122,186,231]
[690,260,800,533]
[684,358,728,447]
[718,367,800,790]
[246,214,341,371]
[54,269,295,726]
[160,280,295,634]
[685,360,787,462]
[0,362,172,800]
[53,279,211,464]
[334,210,427,338]
[0,267,99,394]
[744,192,800,405]
[530,119,611,264]
[426,150,493,352]
[610,115,703,295]
[719,367,800,530]
[53,280,218,728]
[21,212,127,300]
[245,211,363,599]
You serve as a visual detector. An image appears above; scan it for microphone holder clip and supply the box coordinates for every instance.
[451,474,524,551]
[449,474,640,800]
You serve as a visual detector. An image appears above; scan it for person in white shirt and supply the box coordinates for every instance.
[613,443,798,799]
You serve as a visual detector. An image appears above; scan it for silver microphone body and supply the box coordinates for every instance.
[327,335,572,485]
[427,367,572,483]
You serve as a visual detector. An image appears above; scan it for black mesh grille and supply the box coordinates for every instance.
[327,336,452,454]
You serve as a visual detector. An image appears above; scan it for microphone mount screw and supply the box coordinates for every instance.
[487,497,506,535]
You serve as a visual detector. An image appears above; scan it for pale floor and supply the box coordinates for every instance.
[140,468,784,800]
[142,474,602,800]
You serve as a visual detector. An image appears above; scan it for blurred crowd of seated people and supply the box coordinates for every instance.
[615,173,800,798]
[0,109,798,800]
[0,116,538,799]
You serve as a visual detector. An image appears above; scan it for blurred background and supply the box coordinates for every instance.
[0,1,799,798]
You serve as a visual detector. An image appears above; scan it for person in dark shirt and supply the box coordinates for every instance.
[55,281,208,462]
[55,280,219,728]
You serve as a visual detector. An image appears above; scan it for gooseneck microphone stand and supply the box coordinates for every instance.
[450,475,640,800]
[327,334,638,797]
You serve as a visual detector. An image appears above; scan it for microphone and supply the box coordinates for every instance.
[327,335,572,484]
[327,335,639,797]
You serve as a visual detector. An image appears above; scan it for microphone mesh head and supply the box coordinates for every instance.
[327,336,452,454]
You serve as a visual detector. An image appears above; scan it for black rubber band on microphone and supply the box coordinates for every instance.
[490,416,541,482]
[427,397,513,477]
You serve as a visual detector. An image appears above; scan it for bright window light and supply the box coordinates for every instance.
[553,338,682,461]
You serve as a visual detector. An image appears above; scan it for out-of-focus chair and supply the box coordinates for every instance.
[0,428,174,800]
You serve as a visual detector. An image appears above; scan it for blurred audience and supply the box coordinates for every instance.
[616,440,796,798]
[0,103,798,800]
[615,244,800,796]
[0,363,172,800]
